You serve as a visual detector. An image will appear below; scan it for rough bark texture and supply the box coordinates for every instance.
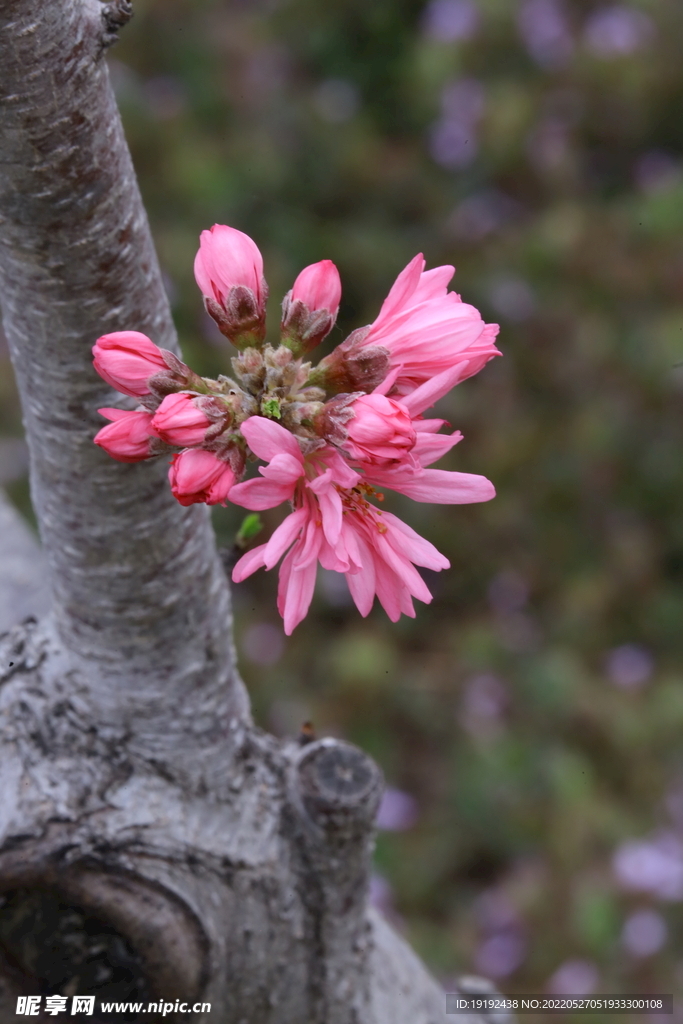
[0,3,492,1021]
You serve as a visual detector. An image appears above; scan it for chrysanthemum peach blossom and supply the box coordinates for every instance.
[93,223,499,632]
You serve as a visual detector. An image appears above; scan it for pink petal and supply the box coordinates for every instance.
[318,535,353,573]
[229,476,296,511]
[345,534,376,617]
[413,430,463,466]
[291,260,342,314]
[319,448,361,489]
[282,559,318,634]
[414,418,449,433]
[307,471,343,547]
[97,407,130,421]
[373,558,408,622]
[381,512,450,570]
[263,507,308,569]
[261,452,305,485]
[371,254,425,330]
[401,361,475,417]
[292,517,323,570]
[373,533,433,604]
[382,469,496,504]
[240,416,303,463]
[372,365,402,397]
[277,548,296,619]
[232,544,268,582]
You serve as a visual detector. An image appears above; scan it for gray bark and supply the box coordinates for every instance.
[0,2,490,1021]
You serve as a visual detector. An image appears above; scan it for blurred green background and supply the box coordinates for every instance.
[3,0,683,1012]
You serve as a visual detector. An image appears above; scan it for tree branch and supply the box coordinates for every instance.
[0,0,249,770]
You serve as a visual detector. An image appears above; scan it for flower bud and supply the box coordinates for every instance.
[281,260,342,356]
[308,328,391,395]
[291,260,341,315]
[93,332,168,397]
[150,393,214,447]
[94,409,157,462]
[194,224,268,349]
[342,394,416,465]
[168,449,236,506]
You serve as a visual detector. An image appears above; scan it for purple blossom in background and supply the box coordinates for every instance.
[584,6,655,57]
[518,0,574,69]
[429,121,477,168]
[428,78,485,169]
[621,909,667,958]
[546,959,599,995]
[422,0,480,42]
[474,932,526,978]
[613,833,683,900]
[242,622,285,666]
[635,151,681,194]
[376,787,419,831]
[605,643,653,690]
[473,888,526,977]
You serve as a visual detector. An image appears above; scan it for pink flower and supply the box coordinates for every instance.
[229,416,493,633]
[354,254,501,395]
[194,224,265,307]
[93,332,168,398]
[343,393,416,466]
[94,408,157,462]
[360,365,496,504]
[151,393,213,447]
[168,449,236,507]
[290,260,342,316]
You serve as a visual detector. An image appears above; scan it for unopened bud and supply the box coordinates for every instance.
[311,394,359,446]
[280,260,341,356]
[195,224,268,349]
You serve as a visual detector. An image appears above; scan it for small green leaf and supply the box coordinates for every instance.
[236,513,263,549]
[261,396,282,419]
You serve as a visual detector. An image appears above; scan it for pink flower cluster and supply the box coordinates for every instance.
[93,224,500,632]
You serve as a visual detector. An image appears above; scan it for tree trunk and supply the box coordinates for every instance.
[0,2,490,1021]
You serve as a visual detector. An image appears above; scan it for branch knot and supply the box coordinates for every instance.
[101,0,134,51]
